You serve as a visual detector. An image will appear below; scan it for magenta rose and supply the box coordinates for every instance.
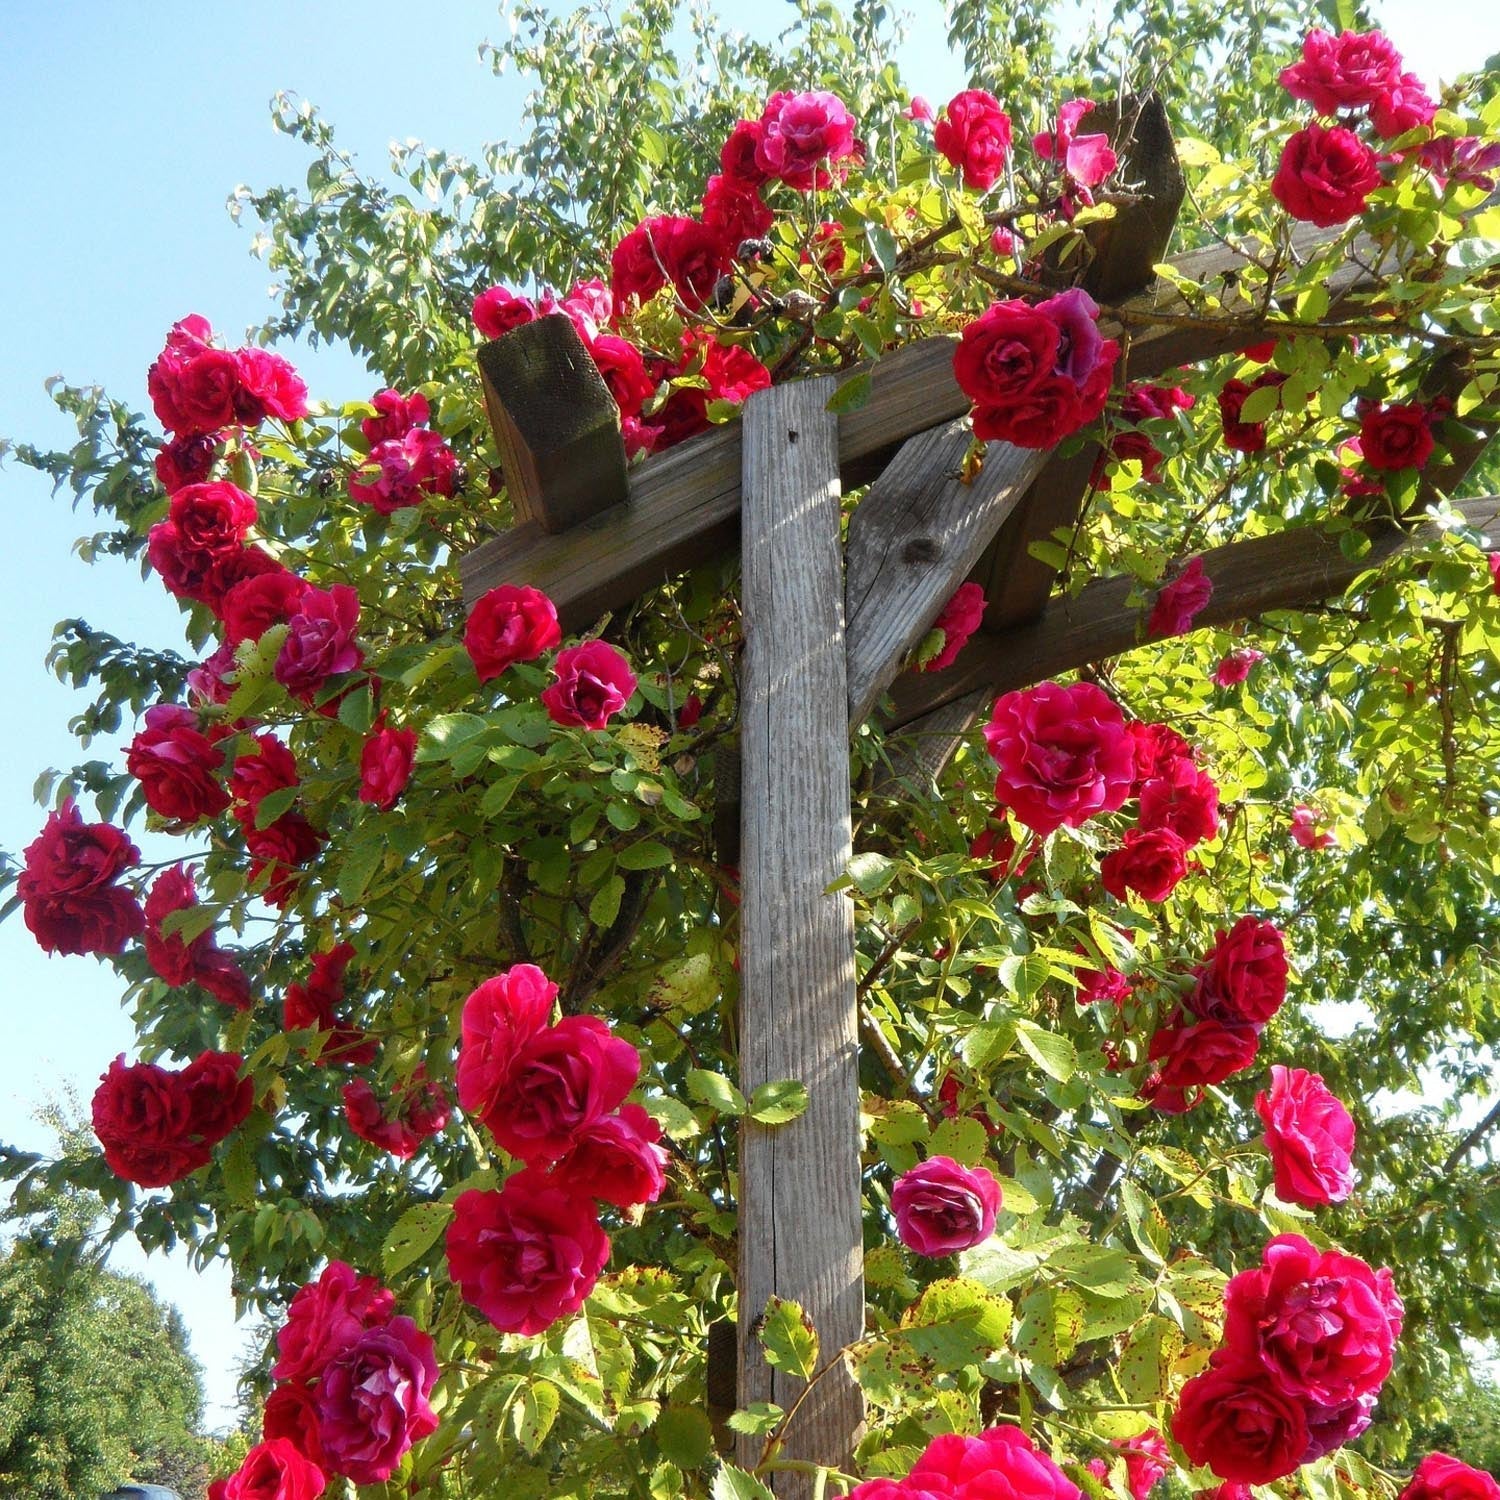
[272,1260,396,1384]
[446,1175,612,1335]
[274,584,363,699]
[891,1156,1002,1256]
[1214,648,1265,686]
[348,426,459,512]
[1371,73,1437,138]
[358,724,417,812]
[906,1424,1080,1499]
[284,944,376,1067]
[464,583,562,683]
[126,702,231,824]
[1400,1454,1500,1500]
[924,581,987,672]
[19,798,144,957]
[1360,402,1435,471]
[1172,1358,1309,1484]
[230,733,299,819]
[587,334,657,420]
[1302,1390,1377,1462]
[215,1438,326,1500]
[456,964,559,1120]
[472,285,538,338]
[361,387,431,444]
[148,332,242,437]
[1100,826,1190,903]
[653,215,734,308]
[1272,123,1382,227]
[755,89,858,190]
[1222,1233,1403,1407]
[1190,916,1289,1028]
[542,640,638,730]
[244,813,326,908]
[1147,556,1214,639]
[984,680,1134,837]
[314,1315,439,1483]
[343,1070,449,1159]
[551,1103,668,1208]
[1138,755,1220,846]
[234,347,309,425]
[1033,99,1119,193]
[1128,720,1194,787]
[155,432,221,493]
[1280,28,1404,113]
[934,89,1013,191]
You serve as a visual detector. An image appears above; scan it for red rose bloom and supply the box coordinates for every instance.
[472,285,538,338]
[284,943,376,1066]
[155,432,221,493]
[701,173,774,248]
[171,480,258,553]
[1217,373,1285,454]
[1147,556,1214,639]
[1215,648,1265,686]
[180,1049,254,1145]
[755,89,858,190]
[587,334,657,420]
[611,220,673,307]
[358,724,417,812]
[274,584,363,700]
[446,1176,612,1335]
[720,118,769,186]
[1191,916,1289,1028]
[924,581,987,671]
[91,1054,203,1187]
[314,1316,439,1484]
[1371,73,1437,139]
[897,1424,1081,1499]
[343,1071,449,1160]
[126,703,230,824]
[984,680,1134,837]
[1128,720,1195,787]
[1149,1018,1260,1093]
[18,799,144,957]
[144,866,252,1010]
[542,640,638,730]
[891,1156,1002,1256]
[234,347,309,425]
[348,427,459,513]
[245,812,326,908]
[1272,123,1382,227]
[456,963,559,1116]
[262,1383,328,1471]
[1360,402,1435,471]
[361,387,431,444]
[1172,1358,1310,1484]
[464,583,562,683]
[215,1438,325,1500]
[1138,755,1220,846]
[1280,29,1404,113]
[955,301,1061,410]
[230,733,299,819]
[1078,965,1131,1006]
[1256,1065,1356,1207]
[1400,1454,1500,1500]
[1100,827,1189,904]
[272,1260,396,1384]
[934,89,1013,191]
[148,337,241,437]
[550,1103,668,1209]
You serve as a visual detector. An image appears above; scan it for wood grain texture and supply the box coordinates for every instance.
[736,377,864,1490]
[844,422,1049,724]
[477,314,629,534]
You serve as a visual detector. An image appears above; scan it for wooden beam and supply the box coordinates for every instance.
[877,498,1500,775]
[459,222,1363,629]
[737,377,864,1491]
[476,314,629,535]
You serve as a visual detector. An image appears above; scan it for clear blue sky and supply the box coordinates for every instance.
[2,0,1495,1435]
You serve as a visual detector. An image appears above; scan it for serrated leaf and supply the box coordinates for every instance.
[724,1402,784,1436]
[712,1466,776,1500]
[481,775,524,817]
[687,1068,747,1116]
[417,712,489,762]
[1117,1314,1184,1403]
[253,784,300,830]
[381,1200,454,1278]
[928,1114,990,1165]
[900,1277,1013,1369]
[847,851,900,896]
[513,1379,560,1454]
[826,369,874,413]
[656,1404,714,1468]
[1120,1180,1170,1266]
[646,952,721,1017]
[618,839,673,870]
[758,1296,818,1379]
[1237,383,1282,424]
[1013,1021,1075,1082]
[748,1078,809,1125]
[338,838,384,906]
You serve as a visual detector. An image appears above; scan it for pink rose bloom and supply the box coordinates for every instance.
[756,89,858,190]
[550,1103,669,1209]
[891,1156,1002,1256]
[1280,29,1405,114]
[560,277,614,338]
[1224,1233,1403,1407]
[1090,1430,1172,1500]
[934,89,1013,192]
[348,426,459,513]
[234,347,310,425]
[126,702,231,825]
[1303,1391,1378,1462]
[1272,123,1382,227]
[1077,965,1130,1006]
[1215,648,1265,686]
[984,680,1134,837]
[464,582,562,684]
[1255,1065,1356,1207]
[359,724,417,812]
[314,1315,439,1483]
[1147,556,1214,638]
[906,1424,1080,1498]
[904,96,934,122]
[360,387,431,444]
[1400,1454,1500,1500]
[1371,72,1437,139]
[924,581,987,671]
[1418,136,1500,193]
[221,569,308,647]
[473,285,538,338]
[1100,826,1190,903]
[1190,916,1289,1028]
[272,1260,395,1384]
[1290,803,1335,850]
[215,1439,325,1500]
[1489,553,1500,596]
[446,1175,611,1335]
[1033,99,1118,192]
[1137,755,1220,846]
[275,584,363,699]
[148,332,242,437]
[456,964,558,1112]
[542,640,638,730]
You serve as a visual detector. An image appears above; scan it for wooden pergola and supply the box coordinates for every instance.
[460,103,1495,1492]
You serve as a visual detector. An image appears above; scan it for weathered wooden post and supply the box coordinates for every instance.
[736,377,865,1491]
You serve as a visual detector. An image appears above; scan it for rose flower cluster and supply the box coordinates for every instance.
[1173,1233,1403,1483]
[849,1423,1080,1500]
[447,963,667,1334]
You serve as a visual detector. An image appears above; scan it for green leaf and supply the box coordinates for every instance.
[1012,1021,1075,1082]
[1117,1314,1184,1403]
[1120,1180,1170,1266]
[826,370,873,414]
[748,1079,809,1125]
[253,784,300,831]
[381,1201,454,1278]
[338,838,384,906]
[480,774,524,818]
[589,874,626,928]
[686,1068,747,1116]
[723,1402,783,1436]
[847,851,900,896]
[1237,383,1282,424]
[712,1466,776,1500]
[417,712,489,762]
[758,1296,818,1379]
[900,1277,1013,1369]
[618,839,673,870]
[513,1379,560,1454]
[656,1405,714,1468]
[928,1114,990,1165]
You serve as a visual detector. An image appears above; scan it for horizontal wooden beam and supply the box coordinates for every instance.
[460,223,1360,630]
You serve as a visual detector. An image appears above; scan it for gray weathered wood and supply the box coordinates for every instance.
[737,376,864,1491]
[844,422,1048,723]
[477,314,629,534]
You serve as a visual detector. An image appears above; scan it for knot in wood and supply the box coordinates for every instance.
[902,535,943,567]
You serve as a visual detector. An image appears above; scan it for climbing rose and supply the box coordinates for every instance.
[551,1103,669,1209]
[144,866,251,1010]
[1218,373,1284,454]
[215,1439,325,1500]
[230,733,298,819]
[272,1260,396,1384]
[610,215,728,308]
[446,1175,611,1335]
[701,173,774,247]
[904,96,935,123]
[542,640,638,730]
[1101,827,1189,903]
[261,1383,328,1471]
[1400,1454,1500,1500]
[221,570,307,647]
[245,813,326,908]
[1215,648,1265,686]
[361,387,430,444]
[1138,756,1220,846]
[587,334,657,420]
[1360,402,1435,471]
[348,427,459,512]
[850,1424,1080,1500]
[1280,29,1405,113]
[146,479,259,605]
[1172,1358,1310,1484]
[1371,75,1436,138]
[126,703,230,824]
[147,318,242,436]
[891,1156,1002,1256]
[1087,1430,1172,1500]
[234,347,309,425]
[984,680,1134,837]
[275,584,363,699]
[1128,720,1194,787]
[472,285,537,338]
[464,583,562,683]
[934,89,1013,191]
[755,89,858,190]
[1149,1018,1260,1095]
[1190,917,1289,1028]
[343,1073,450,1159]
[924,581,986,671]
[284,944,376,1066]
[1256,1065,1356,1207]
[1147,556,1213,639]
[18,799,144,957]
[1272,123,1382,227]
[315,1317,439,1484]
[1078,965,1131,1006]
[1290,803,1335,850]
[1033,99,1118,193]
[359,724,417,812]
[155,432,220,493]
